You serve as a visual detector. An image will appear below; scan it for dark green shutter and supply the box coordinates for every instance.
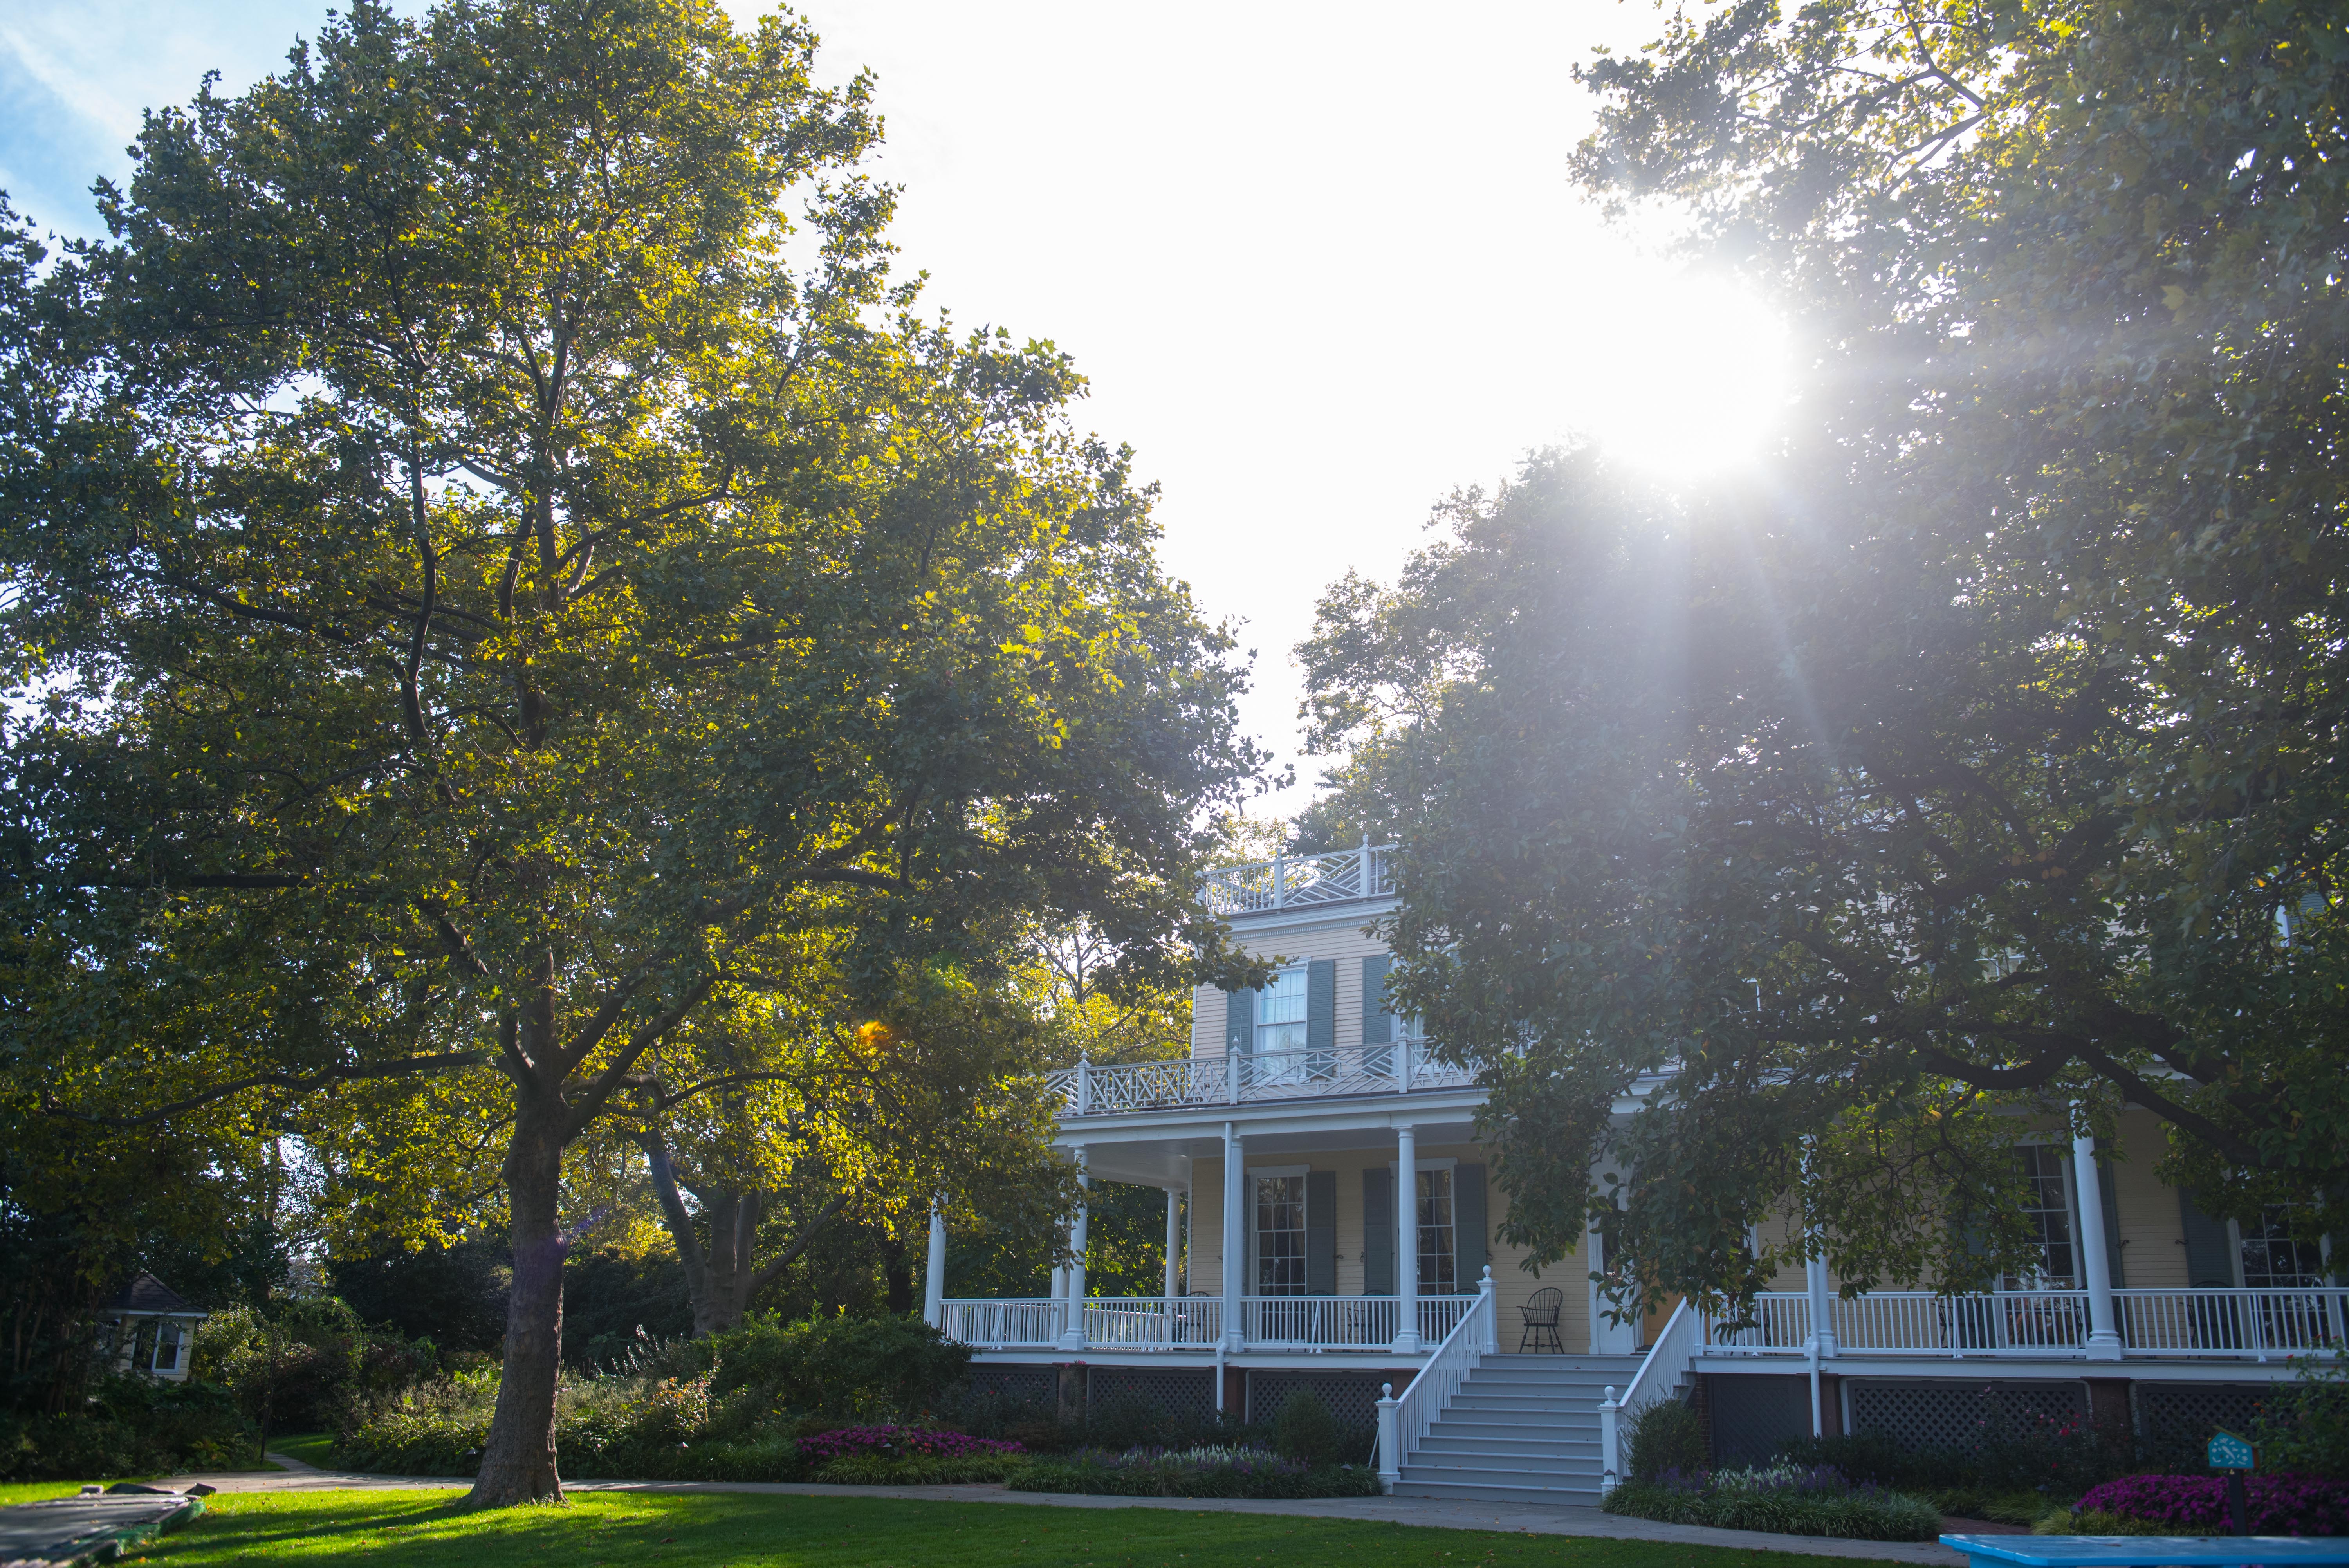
[2179,1186,2236,1288]
[1306,960,1335,1052]
[1362,955,1393,1045]
[2098,1160,2126,1288]
[1224,988,1249,1054]
[1306,1170,1337,1294]
[1455,1164,1488,1290]
[1363,1168,1393,1294]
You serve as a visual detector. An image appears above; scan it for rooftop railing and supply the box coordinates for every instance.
[1200,842,1396,917]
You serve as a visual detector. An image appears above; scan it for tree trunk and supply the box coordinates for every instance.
[884,1234,913,1316]
[467,1106,569,1506]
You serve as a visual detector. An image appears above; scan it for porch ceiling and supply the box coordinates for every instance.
[1067,1114,1483,1187]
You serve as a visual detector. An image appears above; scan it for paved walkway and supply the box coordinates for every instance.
[162,1456,1961,1566]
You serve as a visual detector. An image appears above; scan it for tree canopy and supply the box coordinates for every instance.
[1300,0,2349,1314]
[1,0,1261,1504]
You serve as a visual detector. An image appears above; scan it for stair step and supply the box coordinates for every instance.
[1419,1434,1600,1456]
[1393,1477,1604,1504]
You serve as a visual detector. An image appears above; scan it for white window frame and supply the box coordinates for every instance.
[2007,1141,2081,1290]
[1247,1164,1312,1297]
[1387,1157,1464,1295]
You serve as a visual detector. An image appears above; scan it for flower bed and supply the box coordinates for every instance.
[1012,1445,1382,1500]
[1603,1465,1944,1542]
[810,1453,1028,1485]
[2058,1474,2349,1536]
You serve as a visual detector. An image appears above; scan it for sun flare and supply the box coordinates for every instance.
[1559,265,1793,477]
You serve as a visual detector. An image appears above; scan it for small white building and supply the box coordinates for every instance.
[104,1274,208,1382]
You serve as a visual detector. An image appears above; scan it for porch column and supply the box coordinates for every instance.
[1805,1252,1838,1358]
[1223,1122,1246,1351]
[1164,1188,1182,1301]
[924,1200,947,1330]
[1061,1146,1090,1350]
[2072,1118,2123,1359]
[1393,1122,1421,1353]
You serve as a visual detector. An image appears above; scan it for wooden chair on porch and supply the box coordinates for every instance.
[1519,1287,1564,1353]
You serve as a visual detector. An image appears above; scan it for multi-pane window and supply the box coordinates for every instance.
[2241,1207,2327,1288]
[1416,1169,1458,1294]
[1255,1175,1308,1295]
[1254,969,1308,1085]
[1254,969,1307,1053]
[2007,1145,2077,1288]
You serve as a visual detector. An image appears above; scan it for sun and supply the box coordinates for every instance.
[1556,264,1793,477]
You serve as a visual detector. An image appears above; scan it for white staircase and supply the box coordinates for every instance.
[1392,1353,1646,1503]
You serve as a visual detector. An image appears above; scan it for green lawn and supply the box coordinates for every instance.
[266,1433,339,1469]
[43,1489,1918,1568]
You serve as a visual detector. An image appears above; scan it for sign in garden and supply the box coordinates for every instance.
[2206,1431,2257,1472]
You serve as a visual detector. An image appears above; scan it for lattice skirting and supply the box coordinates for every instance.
[1087,1366,1215,1426]
[2135,1383,2275,1450]
[1244,1370,1387,1429]
[963,1365,1055,1406]
[1707,1374,1812,1468]
[1848,1380,2086,1451]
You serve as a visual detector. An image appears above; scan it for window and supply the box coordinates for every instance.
[1255,1174,1308,1295]
[1416,1168,1458,1294]
[2241,1207,2326,1289]
[1254,968,1308,1085]
[1254,969,1306,1054]
[152,1321,182,1373]
[2008,1145,2077,1288]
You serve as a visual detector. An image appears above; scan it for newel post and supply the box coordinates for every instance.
[1375,1382,1400,1494]
[1598,1385,1622,1494]
[1478,1264,1498,1355]
[1076,1054,1092,1115]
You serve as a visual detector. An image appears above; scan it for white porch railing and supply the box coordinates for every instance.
[1202,843,1395,917]
[1378,1267,1497,1493]
[1082,1297,1224,1349]
[2114,1288,2349,1360]
[1049,1042,1473,1117]
[1703,1287,2348,1362]
[941,1298,1061,1349]
[943,1292,1474,1354]
[1598,1298,1698,1494]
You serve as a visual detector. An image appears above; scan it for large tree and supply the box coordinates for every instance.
[0,0,1258,1505]
[1299,0,2349,1314]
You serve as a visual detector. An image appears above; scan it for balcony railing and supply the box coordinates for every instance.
[1200,843,1395,917]
[1048,1041,1474,1117]
[939,1292,1474,1352]
[1703,1287,2349,1361]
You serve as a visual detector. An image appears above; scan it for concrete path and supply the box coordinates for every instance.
[179,1465,1964,1566]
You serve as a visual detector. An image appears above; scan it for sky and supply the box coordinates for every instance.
[0,0,1788,814]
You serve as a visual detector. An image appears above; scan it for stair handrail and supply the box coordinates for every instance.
[1597,1297,1696,1495]
[1377,1265,1496,1494]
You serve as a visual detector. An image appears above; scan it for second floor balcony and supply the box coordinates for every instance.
[1046,1041,1475,1118]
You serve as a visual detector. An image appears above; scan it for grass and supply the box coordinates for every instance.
[266,1433,339,1469]
[44,1489,1927,1568]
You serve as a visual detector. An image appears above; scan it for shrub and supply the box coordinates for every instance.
[2070,1472,2349,1536]
[702,1314,972,1425]
[796,1425,1020,1464]
[2259,1357,2349,1483]
[1012,1444,1382,1500]
[810,1453,1027,1485]
[1604,1463,1944,1542]
[2041,1510,2218,1537]
[1626,1398,1708,1481]
[0,1376,255,1482]
[1779,1407,2127,1497]
[1273,1389,1342,1467]
[195,1298,440,1437]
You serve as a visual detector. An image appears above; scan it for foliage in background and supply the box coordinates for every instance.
[194,1297,438,1439]
[1779,1416,2123,1501]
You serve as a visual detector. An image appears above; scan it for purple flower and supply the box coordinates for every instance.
[2076,1474,2349,1536]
